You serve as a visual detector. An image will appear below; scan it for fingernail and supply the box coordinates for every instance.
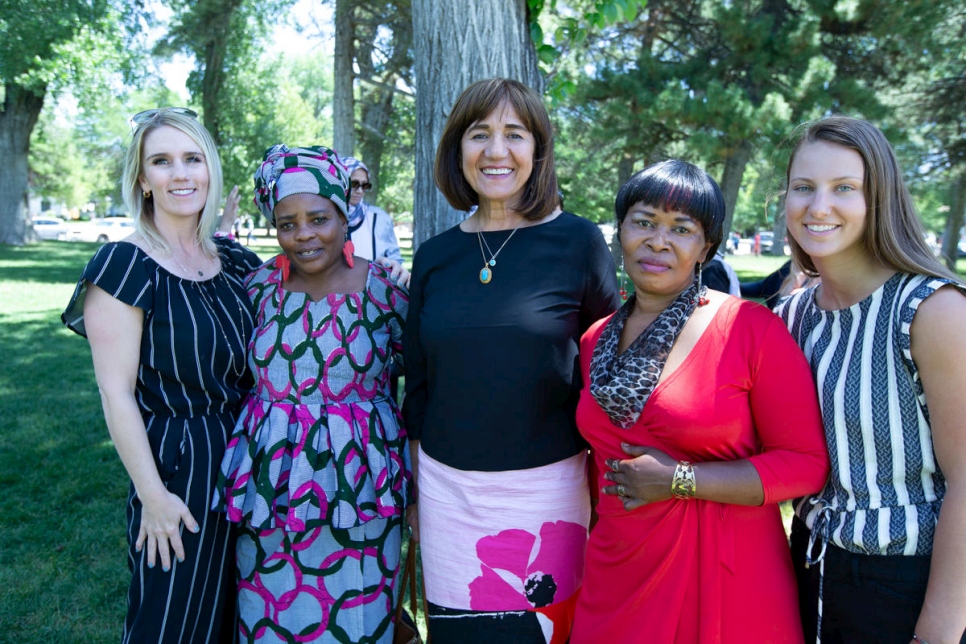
[177,556,184,563]
[163,565,170,572]
[147,561,154,569]
[191,525,200,533]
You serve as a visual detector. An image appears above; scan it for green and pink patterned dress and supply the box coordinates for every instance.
[213,258,410,643]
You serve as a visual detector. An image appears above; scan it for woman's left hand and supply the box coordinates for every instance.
[376,257,411,289]
[603,443,678,510]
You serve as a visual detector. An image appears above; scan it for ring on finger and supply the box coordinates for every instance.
[611,460,620,473]
[617,484,628,497]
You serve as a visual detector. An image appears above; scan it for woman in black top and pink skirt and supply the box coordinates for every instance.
[403,78,619,642]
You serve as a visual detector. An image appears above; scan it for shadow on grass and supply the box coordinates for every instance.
[1,248,128,643]
[0,240,102,285]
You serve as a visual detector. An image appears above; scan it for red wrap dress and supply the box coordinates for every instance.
[572,298,830,643]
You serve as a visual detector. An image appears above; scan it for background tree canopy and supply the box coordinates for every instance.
[2,0,964,265]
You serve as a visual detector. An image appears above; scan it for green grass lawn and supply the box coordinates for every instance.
[0,241,130,643]
[1,241,960,642]
[0,239,420,643]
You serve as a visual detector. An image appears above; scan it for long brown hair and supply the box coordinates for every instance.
[785,116,957,281]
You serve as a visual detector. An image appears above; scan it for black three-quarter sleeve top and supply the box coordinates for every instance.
[403,212,620,472]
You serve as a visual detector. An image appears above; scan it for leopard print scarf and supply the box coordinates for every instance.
[589,281,700,429]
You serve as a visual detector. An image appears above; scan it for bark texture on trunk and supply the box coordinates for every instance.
[198,0,244,146]
[941,171,965,271]
[359,87,395,205]
[412,0,541,247]
[0,84,45,246]
[718,138,752,244]
[333,0,355,158]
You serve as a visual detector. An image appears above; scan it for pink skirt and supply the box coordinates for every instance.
[417,447,590,643]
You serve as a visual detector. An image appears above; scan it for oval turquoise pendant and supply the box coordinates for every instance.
[480,266,492,283]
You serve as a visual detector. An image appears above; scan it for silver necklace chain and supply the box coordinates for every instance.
[476,224,521,284]
[171,248,205,278]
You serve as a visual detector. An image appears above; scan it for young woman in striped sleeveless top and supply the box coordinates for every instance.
[775,116,966,644]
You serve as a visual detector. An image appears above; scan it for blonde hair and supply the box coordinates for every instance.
[122,110,223,257]
[785,116,958,282]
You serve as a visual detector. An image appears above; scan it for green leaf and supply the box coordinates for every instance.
[530,21,544,44]
[538,44,558,65]
[624,2,640,22]
[603,3,620,24]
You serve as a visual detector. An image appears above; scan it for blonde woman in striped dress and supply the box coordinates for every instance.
[63,108,262,643]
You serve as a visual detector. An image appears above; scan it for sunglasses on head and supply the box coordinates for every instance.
[351,180,372,192]
[129,107,199,128]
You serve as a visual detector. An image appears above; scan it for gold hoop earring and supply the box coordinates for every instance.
[143,190,152,199]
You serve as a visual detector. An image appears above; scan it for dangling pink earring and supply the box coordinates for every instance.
[276,254,291,281]
[342,231,355,268]
[696,262,709,306]
[619,254,628,301]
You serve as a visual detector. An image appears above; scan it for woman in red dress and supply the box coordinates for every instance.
[571,159,830,643]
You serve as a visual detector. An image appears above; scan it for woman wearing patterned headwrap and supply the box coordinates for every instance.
[212,144,411,643]
[343,156,403,264]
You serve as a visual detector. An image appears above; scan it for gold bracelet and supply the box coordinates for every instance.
[671,461,696,499]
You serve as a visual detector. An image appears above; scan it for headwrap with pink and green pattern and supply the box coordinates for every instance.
[253,144,350,223]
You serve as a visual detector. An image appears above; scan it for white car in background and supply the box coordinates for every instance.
[31,216,69,241]
[67,217,136,243]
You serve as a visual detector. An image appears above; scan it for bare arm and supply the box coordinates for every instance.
[84,284,199,571]
[910,286,966,644]
[217,185,240,234]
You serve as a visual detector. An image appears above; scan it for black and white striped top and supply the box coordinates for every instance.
[776,272,963,556]
[62,238,263,474]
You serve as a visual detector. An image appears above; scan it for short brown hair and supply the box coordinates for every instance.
[785,116,958,281]
[434,78,558,221]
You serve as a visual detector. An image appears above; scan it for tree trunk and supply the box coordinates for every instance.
[718,138,752,243]
[201,37,227,145]
[333,0,355,157]
[359,86,395,206]
[0,84,45,246]
[198,0,244,146]
[411,0,541,247]
[771,212,787,257]
[610,152,635,264]
[941,170,965,271]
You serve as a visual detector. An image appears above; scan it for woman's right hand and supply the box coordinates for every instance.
[376,257,411,289]
[137,490,200,570]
